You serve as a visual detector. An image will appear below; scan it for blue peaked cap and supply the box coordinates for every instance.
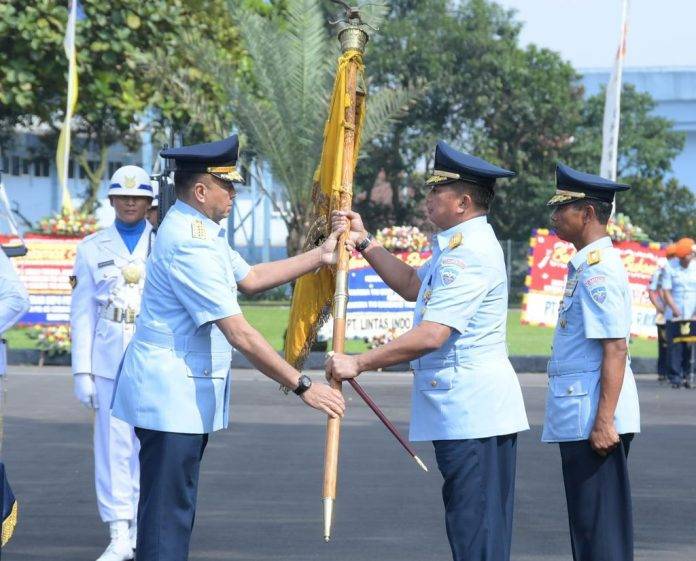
[426,141,515,188]
[547,163,630,206]
[160,135,243,183]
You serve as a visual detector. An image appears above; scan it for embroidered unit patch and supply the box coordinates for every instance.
[440,267,459,286]
[589,286,607,304]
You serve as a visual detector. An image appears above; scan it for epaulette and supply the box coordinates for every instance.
[191,219,208,240]
[448,232,463,250]
[587,249,601,266]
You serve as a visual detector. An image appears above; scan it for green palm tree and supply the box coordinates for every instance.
[193,0,420,255]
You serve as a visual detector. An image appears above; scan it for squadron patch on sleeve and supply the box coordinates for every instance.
[440,266,460,286]
[584,275,607,304]
[69,275,78,289]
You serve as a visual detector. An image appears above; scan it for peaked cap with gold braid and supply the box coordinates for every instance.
[161,135,244,184]
[426,141,515,189]
[547,163,630,206]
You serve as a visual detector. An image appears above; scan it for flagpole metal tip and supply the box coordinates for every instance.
[414,455,429,472]
[323,497,334,542]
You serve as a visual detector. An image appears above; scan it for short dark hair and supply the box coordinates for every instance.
[571,199,613,224]
[174,171,207,197]
[450,180,495,211]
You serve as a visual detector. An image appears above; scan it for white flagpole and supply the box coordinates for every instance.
[600,0,630,185]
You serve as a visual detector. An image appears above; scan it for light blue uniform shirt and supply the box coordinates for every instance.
[112,200,251,434]
[408,216,529,441]
[661,258,696,320]
[542,236,640,442]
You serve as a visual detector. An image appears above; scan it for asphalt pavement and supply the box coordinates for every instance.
[1,366,695,561]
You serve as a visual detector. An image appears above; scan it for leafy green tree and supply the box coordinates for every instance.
[354,0,584,239]
[0,0,263,212]
[568,84,689,241]
[179,0,419,255]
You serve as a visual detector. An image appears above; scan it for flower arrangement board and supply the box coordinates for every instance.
[316,249,432,345]
[0,233,82,324]
[521,229,665,339]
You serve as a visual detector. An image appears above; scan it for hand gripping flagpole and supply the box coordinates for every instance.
[322,17,368,543]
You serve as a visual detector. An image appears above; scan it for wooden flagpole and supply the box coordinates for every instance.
[322,22,368,543]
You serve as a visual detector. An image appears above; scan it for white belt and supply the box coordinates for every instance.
[99,305,138,324]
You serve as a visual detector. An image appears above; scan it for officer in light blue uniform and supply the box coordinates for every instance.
[327,141,529,561]
[661,237,696,388]
[647,245,676,382]
[544,163,640,561]
[111,135,345,561]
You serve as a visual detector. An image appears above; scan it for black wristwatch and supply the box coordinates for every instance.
[355,233,373,253]
[293,375,312,396]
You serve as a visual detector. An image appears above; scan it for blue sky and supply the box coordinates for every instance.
[495,0,696,69]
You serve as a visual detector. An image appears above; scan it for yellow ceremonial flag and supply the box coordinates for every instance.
[55,0,81,213]
[284,50,366,368]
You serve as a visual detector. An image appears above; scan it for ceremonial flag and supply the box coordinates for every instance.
[55,0,85,213]
[283,50,366,368]
[599,0,630,182]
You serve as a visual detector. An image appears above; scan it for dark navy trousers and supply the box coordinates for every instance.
[666,322,692,385]
[433,434,518,561]
[134,428,209,561]
[559,434,634,561]
[656,323,668,379]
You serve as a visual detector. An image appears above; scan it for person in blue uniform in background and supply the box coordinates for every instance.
[111,135,345,561]
[661,237,696,388]
[543,163,640,561]
[647,244,675,382]
[327,141,529,561]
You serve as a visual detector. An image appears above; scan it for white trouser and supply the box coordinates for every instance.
[94,375,140,523]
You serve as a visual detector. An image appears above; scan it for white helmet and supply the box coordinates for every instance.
[149,179,159,207]
[108,165,154,198]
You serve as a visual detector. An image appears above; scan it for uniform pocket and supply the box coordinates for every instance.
[546,373,595,439]
[184,351,230,380]
[414,367,455,391]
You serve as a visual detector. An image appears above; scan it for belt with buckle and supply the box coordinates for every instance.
[99,306,137,324]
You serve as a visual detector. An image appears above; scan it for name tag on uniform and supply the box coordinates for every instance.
[98,260,115,268]
[564,278,578,297]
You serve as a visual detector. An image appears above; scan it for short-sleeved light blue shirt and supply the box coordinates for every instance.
[408,216,529,441]
[112,200,251,433]
[542,236,640,442]
[661,258,696,320]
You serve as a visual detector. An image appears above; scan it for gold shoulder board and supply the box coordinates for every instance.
[587,250,601,266]
[448,232,463,250]
[191,219,207,240]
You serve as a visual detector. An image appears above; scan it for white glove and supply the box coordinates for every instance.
[73,373,99,410]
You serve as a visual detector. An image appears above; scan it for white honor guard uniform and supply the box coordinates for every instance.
[542,236,640,442]
[70,165,154,561]
[0,250,30,374]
